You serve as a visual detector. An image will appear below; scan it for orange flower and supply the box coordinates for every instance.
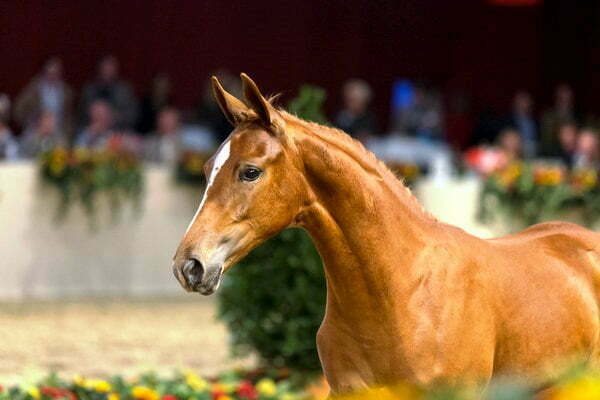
[495,162,522,188]
[572,169,597,191]
[534,166,564,186]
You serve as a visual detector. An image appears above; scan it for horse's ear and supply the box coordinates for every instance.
[211,76,248,126]
[240,73,284,132]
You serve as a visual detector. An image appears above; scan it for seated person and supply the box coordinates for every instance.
[555,122,578,168]
[75,100,115,150]
[144,107,183,164]
[573,127,599,170]
[392,83,443,142]
[20,111,66,158]
[496,127,523,165]
[334,79,378,142]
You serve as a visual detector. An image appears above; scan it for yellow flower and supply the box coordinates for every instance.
[256,378,277,397]
[49,158,66,176]
[73,374,87,386]
[218,396,233,400]
[185,372,208,392]
[583,172,597,188]
[131,385,160,400]
[89,379,112,392]
[333,383,423,400]
[211,382,235,394]
[73,148,90,162]
[185,156,204,174]
[108,393,120,400]
[553,376,600,400]
[496,162,522,188]
[534,166,564,186]
[572,169,597,191]
[27,387,40,399]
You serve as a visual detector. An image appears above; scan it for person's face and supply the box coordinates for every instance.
[559,125,577,151]
[556,85,573,108]
[344,86,367,113]
[99,57,118,81]
[89,102,113,129]
[38,113,56,135]
[577,131,598,156]
[44,59,63,82]
[158,110,180,134]
[514,92,532,114]
[500,130,522,154]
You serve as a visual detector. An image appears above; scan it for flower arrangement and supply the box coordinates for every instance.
[479,162,600,227]
[0,370,305,400]
[39,139,143,225]
[174,151,211,185]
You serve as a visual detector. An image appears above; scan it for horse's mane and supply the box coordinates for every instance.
[278,109,435,220]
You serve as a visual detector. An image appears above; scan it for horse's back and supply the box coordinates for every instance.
[484,221,600,378]
[492,221,600,245]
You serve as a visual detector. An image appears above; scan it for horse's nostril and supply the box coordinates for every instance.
[183,258,204,286]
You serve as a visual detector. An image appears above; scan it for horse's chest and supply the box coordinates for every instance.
[317,318,416,392]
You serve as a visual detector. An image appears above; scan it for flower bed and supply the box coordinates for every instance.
[0,370,305,400]
[4,368,600,399]
[479,162,600,227]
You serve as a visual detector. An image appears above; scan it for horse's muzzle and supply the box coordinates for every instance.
[173,258,223,295]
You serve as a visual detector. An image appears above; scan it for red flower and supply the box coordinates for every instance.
[162,395,178,400]
[40,386,76,400]
[236,381,258,400]
[0,384,3,392]
[40,386,76,399]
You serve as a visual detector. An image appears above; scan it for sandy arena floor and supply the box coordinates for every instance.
[0,297,253,384]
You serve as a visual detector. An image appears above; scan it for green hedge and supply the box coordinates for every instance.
[217,229,326,375]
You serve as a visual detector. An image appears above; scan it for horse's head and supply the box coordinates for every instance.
[172,74,309,295]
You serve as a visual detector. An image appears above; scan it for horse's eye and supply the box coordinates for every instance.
[239,167,262,182]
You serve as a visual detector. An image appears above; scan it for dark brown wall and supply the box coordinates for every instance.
[0,1,549,128]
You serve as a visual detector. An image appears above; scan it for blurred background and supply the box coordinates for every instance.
[2,0,600,397]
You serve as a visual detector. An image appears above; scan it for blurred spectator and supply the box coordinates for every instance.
[504,91,537,158]
[334,78,378,141]
[392,84,443,142]
[573,127,599,170]
[540,83,578,156]
[555,122,578,168]
[75,100,115,150]
[14,57,75,136]
[144,107,182,164]
[20,111,66,158]
[137,73,173,134]
[0,94,19,160]
[80,55,138,129]
[496,127,523,164]
[197,71,237,144]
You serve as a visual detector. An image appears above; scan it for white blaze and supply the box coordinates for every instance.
[185,141,231,233]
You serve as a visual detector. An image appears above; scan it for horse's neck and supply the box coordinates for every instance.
[294,126,435,321]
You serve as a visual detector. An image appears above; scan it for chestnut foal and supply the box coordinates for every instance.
[173,74,600,395]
